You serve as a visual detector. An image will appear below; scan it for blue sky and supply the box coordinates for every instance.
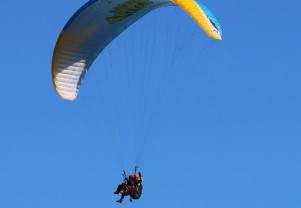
[0,0,301,208]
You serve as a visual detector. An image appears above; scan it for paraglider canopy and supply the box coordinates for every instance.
[51,0,222,100]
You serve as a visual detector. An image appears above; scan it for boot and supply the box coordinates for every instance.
[116,199,123,203]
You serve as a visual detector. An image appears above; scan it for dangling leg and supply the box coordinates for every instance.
[114,184,123,194]
[116,193,125,203]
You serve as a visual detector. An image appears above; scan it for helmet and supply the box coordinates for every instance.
[134,174,139,178]
[129,174,134,179]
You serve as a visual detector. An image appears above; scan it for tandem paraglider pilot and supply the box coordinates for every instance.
[114,169,143,203]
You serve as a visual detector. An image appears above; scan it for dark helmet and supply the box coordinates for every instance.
[129,174,134,179]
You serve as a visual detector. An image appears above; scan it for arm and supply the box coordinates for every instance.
[136,172,143,184]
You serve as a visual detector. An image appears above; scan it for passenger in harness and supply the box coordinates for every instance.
[114,167,143,203]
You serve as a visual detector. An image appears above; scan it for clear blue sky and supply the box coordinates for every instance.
[1,0,301,208]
